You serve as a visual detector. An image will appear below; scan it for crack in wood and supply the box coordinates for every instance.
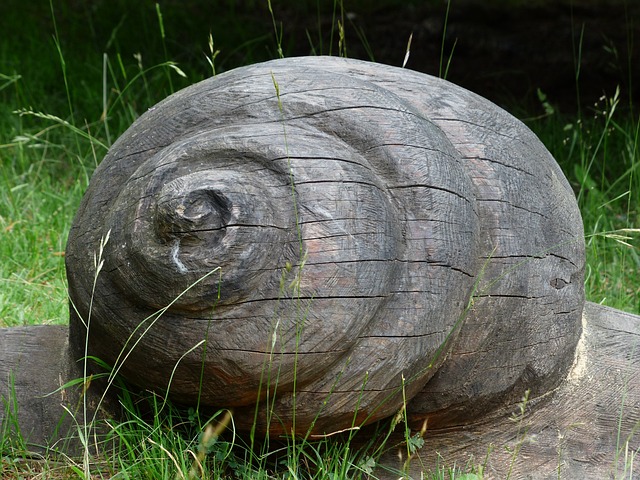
[464,155,537,178]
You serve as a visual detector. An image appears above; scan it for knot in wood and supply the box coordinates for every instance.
[155,175,231,245]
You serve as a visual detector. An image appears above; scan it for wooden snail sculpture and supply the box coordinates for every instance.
[1,57,638,478]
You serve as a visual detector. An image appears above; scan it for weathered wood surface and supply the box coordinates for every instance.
[0,325,115,455]
[65,56,584,436]
[0,325,77,450]
[377,302,640,479]
[2,57,637,478]
[1,302,637,479]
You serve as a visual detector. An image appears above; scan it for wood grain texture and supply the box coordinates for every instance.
[64,56,585,436]
[0,325,80,451]
[0,326,118,454]
[1,301,636,479]
[377,302,640,479]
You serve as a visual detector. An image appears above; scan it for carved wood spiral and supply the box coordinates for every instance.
[65,56,585,436]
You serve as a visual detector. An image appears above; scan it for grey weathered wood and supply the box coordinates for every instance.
[64,56,585,436]
[0,326,115,454]
[0,325,79,450]
[378,302,640,479]
[1,303,637,479]
[1,56,639,478]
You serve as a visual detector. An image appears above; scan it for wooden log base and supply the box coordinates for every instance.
[376,302,640,479]
[1,302,638,479]
[0,325,114,455]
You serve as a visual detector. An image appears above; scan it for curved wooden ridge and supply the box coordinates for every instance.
[1,57,637,478]
[64,57,585,436]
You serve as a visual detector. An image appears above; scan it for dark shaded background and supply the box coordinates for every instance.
[259,0,639,114]
[1,0,638,117]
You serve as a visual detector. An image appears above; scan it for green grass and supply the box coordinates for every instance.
[0,1,639,479]
[0,124,86,327]
[526,90,640,313]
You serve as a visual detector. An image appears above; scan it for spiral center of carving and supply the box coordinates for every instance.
[155,180,231,245]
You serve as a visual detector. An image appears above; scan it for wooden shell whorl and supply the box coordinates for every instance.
[65,56,585,436]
